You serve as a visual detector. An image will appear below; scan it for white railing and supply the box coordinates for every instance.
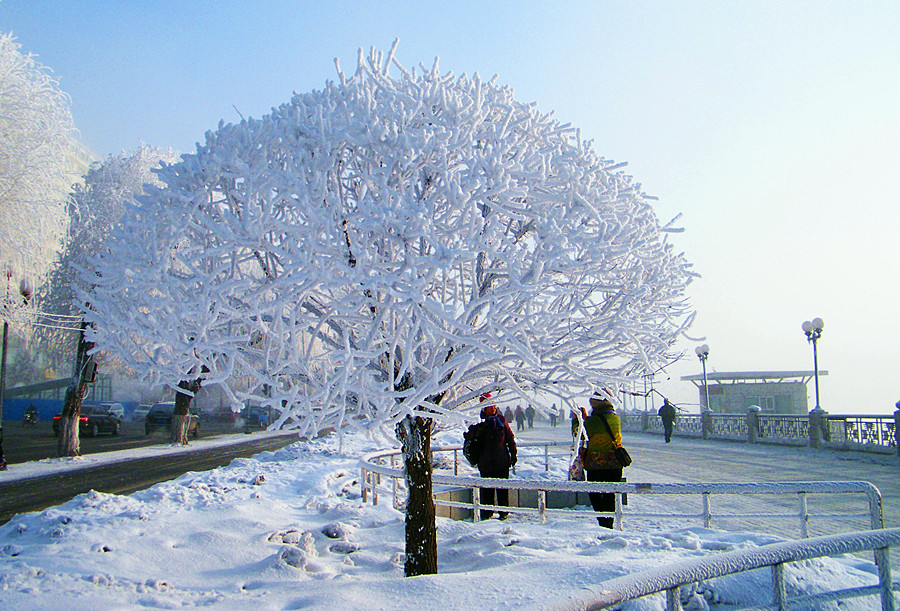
[543,527,900,611]
[621,411,900,454]
[359,441,885,535]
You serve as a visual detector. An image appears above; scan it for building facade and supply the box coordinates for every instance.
[680,370,827,415]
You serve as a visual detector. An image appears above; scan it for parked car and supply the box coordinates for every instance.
[240,405,270,429]
[131,403,152,422]
[52,404,122,437]
[145,402,200,438]
[99,402,125,422]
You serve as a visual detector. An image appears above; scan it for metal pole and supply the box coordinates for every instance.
[812,337,821,410]
[0,319,7,469]
[701,357,710,412]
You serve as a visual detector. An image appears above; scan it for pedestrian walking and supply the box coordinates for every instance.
[514,405,526,432]
[463,394,517,520]
[525,404,535,429]
[658,398,677,443]
[549,403,558,427]
[503,406,514,424]
[581,394,625,528]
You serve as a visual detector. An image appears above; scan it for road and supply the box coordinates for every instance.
[1,418,259,464]
[0,426,298,525]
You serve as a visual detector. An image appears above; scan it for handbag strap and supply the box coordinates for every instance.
[598,413,621,448]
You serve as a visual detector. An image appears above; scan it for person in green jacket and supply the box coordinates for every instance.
[581,394,624,528]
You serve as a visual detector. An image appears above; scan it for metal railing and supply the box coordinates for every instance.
[825,414,898,449]
[621,411,900,454]
[359,441,885,536]
[545,527,900,611]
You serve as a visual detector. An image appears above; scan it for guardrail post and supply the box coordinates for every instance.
[809,407,824,448]
[798,493,809,538]
[772,563,786,609]
[453,449,458,476]
[361,467,367,503]
[702,493,711,529]
[539,490,547,524]
[641,412,649,432]
[665,587,682,611]
[701,410,713,440]
[473,487,481,523]
[748,406,761,443]
[874,546,895,611]
[544,445,549,472]
[894,408,900,457]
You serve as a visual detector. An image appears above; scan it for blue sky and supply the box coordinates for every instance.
[3,1,899,414]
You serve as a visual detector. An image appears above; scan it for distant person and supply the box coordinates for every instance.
[504,406,514,423]
[658,398,677,443]
[582,394,625,528]
[514,405,526,432]
[549,403,558,427]
[525,404,536,429]
[463,394,517,520]
[23,404,39,426]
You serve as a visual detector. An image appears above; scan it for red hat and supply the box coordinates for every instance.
[480,392,492,402]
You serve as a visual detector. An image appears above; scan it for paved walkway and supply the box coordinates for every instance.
[514,421,900,563]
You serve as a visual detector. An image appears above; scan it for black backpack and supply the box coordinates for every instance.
[463,422,484,466]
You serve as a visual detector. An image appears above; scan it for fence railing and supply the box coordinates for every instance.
[545,527,900,611]
[359,441,885,536]
[621,410,900,455]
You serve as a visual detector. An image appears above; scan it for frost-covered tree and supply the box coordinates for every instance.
[47,147,179,456]
[0,32,75,468]
[81,44,695,574]
[0,33,74,293]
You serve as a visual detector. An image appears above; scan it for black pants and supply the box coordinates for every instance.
[479,466,510,519]
[663,421,674,442]
[587,467,623,528]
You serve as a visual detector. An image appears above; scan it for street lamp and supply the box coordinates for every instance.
[695,343,711,412]
[0,270,33,470]
[802,317,825,411]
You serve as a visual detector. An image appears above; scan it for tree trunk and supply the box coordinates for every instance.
[171,379,201,445]
[395,414,437,577]
[57,322,94,457]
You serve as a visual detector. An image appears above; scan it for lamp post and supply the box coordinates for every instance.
[802,317,825,411]
[0,270,33,470]
[695,343,711,412]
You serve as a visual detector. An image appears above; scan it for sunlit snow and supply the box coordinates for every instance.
[0,429,884,610]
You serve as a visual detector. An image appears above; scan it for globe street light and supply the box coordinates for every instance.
[695,343,711,412]
[802,318,824,411]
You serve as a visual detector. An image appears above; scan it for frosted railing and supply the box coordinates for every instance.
[359,441,884,535]
[544,527,900,611]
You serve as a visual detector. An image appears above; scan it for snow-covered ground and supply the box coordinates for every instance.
[0,427,891,610]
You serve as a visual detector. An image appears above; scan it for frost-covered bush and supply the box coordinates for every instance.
[81,44,694,435]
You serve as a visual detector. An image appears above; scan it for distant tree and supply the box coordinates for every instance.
[0,33,74,293]
[0,32,75,466]
[81,44,695,574]
[49,146,180,456]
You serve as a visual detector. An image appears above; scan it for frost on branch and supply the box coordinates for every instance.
[0,33,75,292]
[81,45,695,432]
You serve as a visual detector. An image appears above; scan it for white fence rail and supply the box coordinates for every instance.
[624,410,900,455]
[359,441,884,535]
[544,527,900,611]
